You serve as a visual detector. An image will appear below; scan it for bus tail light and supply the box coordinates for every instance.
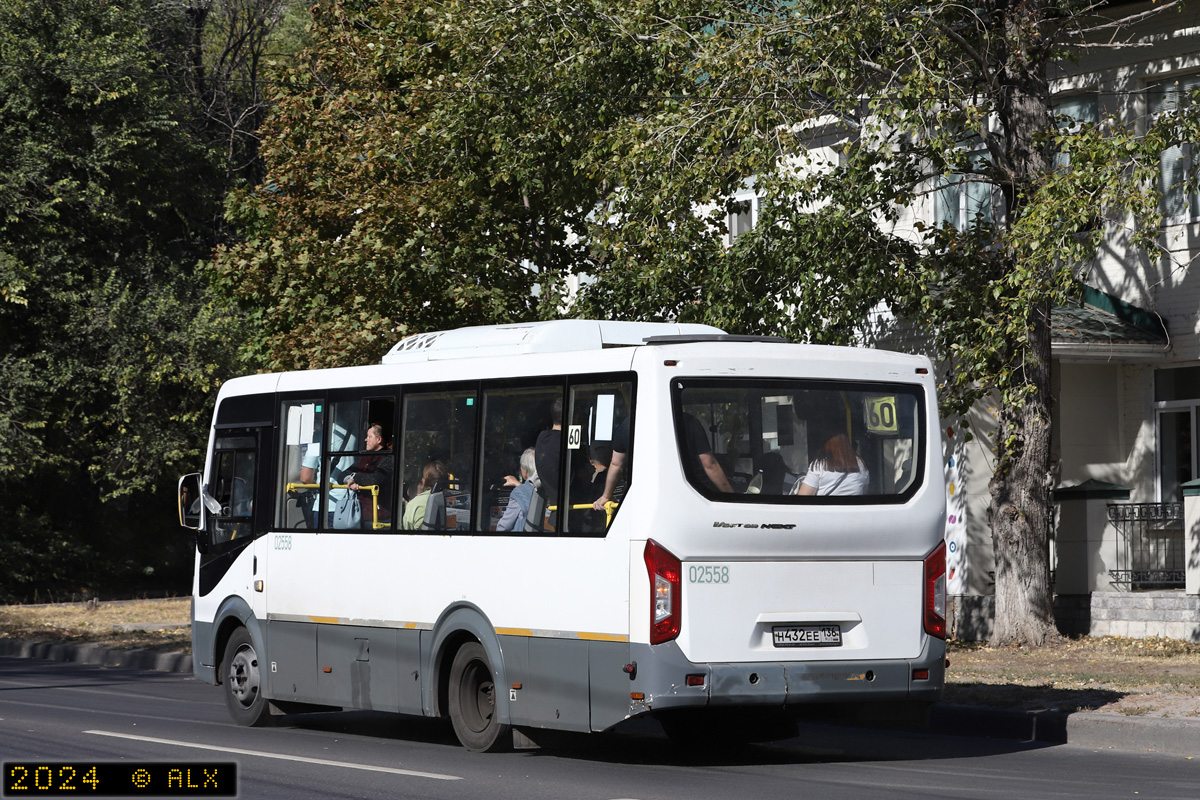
[923,542,947,639]
[644,539,682,644]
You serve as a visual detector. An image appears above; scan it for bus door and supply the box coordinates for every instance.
[196,423,272,616]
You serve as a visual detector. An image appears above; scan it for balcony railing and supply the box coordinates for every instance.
[1107,502,1185,589]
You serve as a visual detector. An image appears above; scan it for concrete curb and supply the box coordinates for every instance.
[1065,711,1200,755]
[3,640,1198,755]
[0,637,192,673]
[931,703,1200,756]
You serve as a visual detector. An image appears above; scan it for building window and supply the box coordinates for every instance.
[934,159,996,230]
[934,93,1097,231]
[934,134,999,231]
[1149,73,1200,222]
[1154,366,1200,502]
[1053,92,1099,171]
[727,195,763,243]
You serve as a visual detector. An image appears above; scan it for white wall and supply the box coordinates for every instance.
[1050,3,1200,362]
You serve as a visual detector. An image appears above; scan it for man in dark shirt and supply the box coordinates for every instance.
[593,415,631,510]
[534,397,563,526]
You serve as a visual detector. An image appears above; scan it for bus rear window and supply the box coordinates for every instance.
[672,379,924,502]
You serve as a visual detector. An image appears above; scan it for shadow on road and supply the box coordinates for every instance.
[280,708,1058,768]
[946,681,1126,712]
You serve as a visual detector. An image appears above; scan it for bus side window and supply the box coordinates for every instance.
[564,380,633,536]
[479,385,561,533]
[278,401,323,530]
[400,388,476,532]
[327,396,396,531]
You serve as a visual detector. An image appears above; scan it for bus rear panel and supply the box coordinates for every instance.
[617,346,945,729]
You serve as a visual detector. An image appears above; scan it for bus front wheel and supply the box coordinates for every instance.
[221,627,273,727]
[447,642,510,752]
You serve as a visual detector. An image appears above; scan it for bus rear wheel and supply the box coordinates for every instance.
[447,642,510,752]
[221,627,273,727]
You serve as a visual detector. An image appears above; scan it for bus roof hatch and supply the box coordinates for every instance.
[381,320,726,364]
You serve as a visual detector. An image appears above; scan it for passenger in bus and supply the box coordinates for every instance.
[496,448,537,532]
[574,444,617,532]
[346,423,394,528]
[585,444,614,495]
[680,413,734,493]
[402,460,449,530]
[592,418,632,511]
[298,441,322,528]
[534,397,563,504]
[717,451,749,493]
[757,451,799,495]
[795,433,869,496]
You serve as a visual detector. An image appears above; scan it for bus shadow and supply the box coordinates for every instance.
[524,718,1060,768]
[282,708,1059,767]
[944,681,1126,713]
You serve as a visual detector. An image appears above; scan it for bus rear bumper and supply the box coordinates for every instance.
[624,635,945,718]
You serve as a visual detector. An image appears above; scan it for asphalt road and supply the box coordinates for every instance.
[2,656,1198,800]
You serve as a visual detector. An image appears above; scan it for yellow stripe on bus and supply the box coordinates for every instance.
[494,627,534,637]
[577,632,629,643]
[308,616,338,624]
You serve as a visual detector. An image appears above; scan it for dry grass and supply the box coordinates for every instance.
[946,636,1200,718]
[0,598,191,654]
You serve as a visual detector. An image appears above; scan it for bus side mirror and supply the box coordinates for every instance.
[178,473,202,531]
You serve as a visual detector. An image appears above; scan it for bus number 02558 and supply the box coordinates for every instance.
[688,565,729,584]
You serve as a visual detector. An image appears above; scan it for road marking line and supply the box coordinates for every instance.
[83,730,460,781]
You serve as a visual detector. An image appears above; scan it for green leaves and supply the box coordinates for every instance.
[0,0,242,599]
[216,0,663,369]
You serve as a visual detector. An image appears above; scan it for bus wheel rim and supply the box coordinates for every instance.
[229,644,260,707]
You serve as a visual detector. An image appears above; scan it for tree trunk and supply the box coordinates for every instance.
[988,299,1059,646]
[985,3,1060,647]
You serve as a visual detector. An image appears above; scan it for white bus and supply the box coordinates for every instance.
[179,320,947,751]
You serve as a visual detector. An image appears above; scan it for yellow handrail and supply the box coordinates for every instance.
[546,501,620,527]
[286,482,387,529]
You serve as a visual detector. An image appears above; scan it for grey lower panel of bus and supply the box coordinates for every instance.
[617,635,946,727]
[232,618,627,732]
[193,619,216,684]
[253,620,628,732]
[501,634,947,734]
[265,621,423,713]
[498,634,631,734]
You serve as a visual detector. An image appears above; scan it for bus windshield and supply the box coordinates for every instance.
[672,378,924,501]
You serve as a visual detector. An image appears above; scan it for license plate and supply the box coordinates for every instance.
[772,624,842,648]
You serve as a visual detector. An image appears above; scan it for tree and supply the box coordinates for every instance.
[147,0,313,194]
[0,0,242,599]
[214,0,662,370]
[564,0,1193,645]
